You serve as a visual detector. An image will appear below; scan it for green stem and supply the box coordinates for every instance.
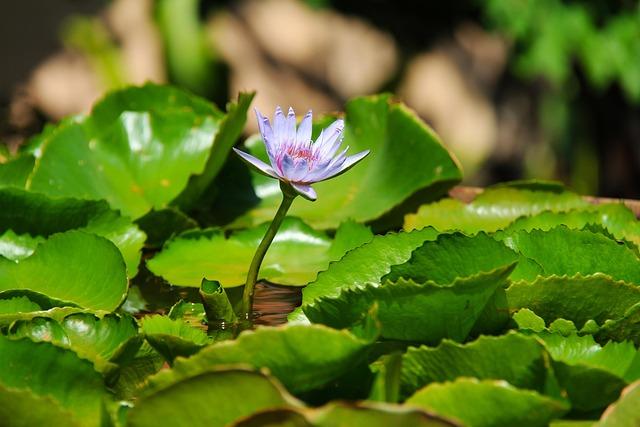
[240,182,297,323]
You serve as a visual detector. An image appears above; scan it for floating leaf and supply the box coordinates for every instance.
[305,264,515,343]
[148,218,373,288]
[0,231,128,311]
[28,85,250,219]
[0,336,110,427]
[0,188,145,275]
[290,227,440,323]
[385,232,518,284]
[144,324,376,395]
[536,332,640,412]
[406,378,568,427]
[222,95,462,230]
[140,315,209,363]
[9,312,139,371]
[236,402,458,427]
[499,227,640,283]
[0,154,35,189]
[0,230,44,261]
[507,274,640,329]
[127,368,298,427]
[400,333,548,399]
[0,385,81,427]
[596,381,640,427]
[404,183,588,233]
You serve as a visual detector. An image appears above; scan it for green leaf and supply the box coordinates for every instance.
[127,368,298,427]
[144,324,376,395]
[305,264,515,343]
[501,204,640,247]
[236,402,458,427]
[28,85,249,219]
[499,227,640,283]
[507,274,640,329]
[537,332,640,412]
[140,315,209,363]
[0,231,128,311]
[290,227,440,323]
[0,188,145,275]
[400,333,548,399]
[0,385,82,427]
[404,183,588,233]
[406,378,568,427]
[135,208,198,248]
[0,336,110,427]
[9,312,139,371]
[225,95,462,230]
[596,381,640,427]
[147,218,373,288]
[0,296,41,314]
[385,232,518,284]
[0,154,35,188]
[0,230,45,261]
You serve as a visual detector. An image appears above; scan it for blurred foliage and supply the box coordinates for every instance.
[483,0,640,102]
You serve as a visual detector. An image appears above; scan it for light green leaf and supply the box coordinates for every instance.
[404,183,588,233]
[147,218,373,288]
[224,95,462,230]
[400,333,548,399]
[305,264,515,343]
[0,385,82,427]
[144,324,376,395]
[406,378,568,427]
[500,226,640,283]
[0,230,44,261]
[127,368,298,427]
[140,315,210,363]
[507,274,640,329]
[28,85,250,219]
[0,188,145,275]
[9,312,139,371]
[0,231,128,311]
[0,336,110,427]
[0,154,35,189]
[290,227,440,323]
[596,381,640,427]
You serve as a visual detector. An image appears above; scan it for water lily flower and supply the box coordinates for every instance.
[233,106,370,201]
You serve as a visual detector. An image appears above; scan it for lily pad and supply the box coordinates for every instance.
[404,183,588,233]
[305,264,515,343]
[0,188,145,275]
[140,315,210,363]
[222,94,462,230]
[499,226,640,283]
[0,231,128,311]
[537,332,640,412]
[147,218,373,287]
[0,385,82,427]
[596,381,640,427]
[28,85,252,219]
[0,154,35,189]
[127,368,298,427]
[144,323,377,395]
[235,402,458,427]
[406,378,568,427]
[400,333,548,399]
[0,336,110,427]
[507,274,640,329]
[9,312,139,371]
[290,227,440,323]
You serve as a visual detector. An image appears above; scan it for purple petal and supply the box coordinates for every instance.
[291,183,317,201]
[317,149,370,182]
[274,106,286,145]
[233,148,279,178]
[280,154,309,182]
[286,107,297,145]
[296,110,313,146]
[255,109,277,163]
[315,119,344,158]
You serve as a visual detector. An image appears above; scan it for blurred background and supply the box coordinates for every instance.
[1,0,639,197]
